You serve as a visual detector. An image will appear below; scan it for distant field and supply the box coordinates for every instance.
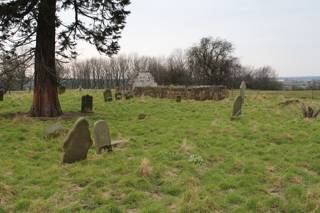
[0,90,320,212]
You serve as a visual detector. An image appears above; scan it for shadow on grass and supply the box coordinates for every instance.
[0,111,94,121]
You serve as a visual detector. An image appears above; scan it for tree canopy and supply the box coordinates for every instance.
[0,0,131,60]
[0,0,130,117]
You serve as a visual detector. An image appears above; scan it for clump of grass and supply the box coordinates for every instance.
[180,138,191,153]
[138,113,147,120]
[138,158,152,177]
[188,154,204,166]
[1,90,320,211]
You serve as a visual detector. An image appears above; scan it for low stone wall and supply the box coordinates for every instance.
[134,86,229,101]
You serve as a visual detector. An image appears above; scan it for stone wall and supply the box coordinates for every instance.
[134,86,229,101]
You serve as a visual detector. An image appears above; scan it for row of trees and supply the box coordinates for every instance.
[55,37,282,90]
[1,37,282,92]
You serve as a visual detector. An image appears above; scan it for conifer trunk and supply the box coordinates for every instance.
[31,0,62,117]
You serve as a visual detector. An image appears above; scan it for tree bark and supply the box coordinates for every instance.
[31,0,62,117]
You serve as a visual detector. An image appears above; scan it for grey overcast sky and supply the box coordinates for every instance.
[75,0,320,77]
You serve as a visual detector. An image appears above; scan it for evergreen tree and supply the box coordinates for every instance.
[0,0,130,117]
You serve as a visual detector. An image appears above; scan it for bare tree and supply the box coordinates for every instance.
[187,37,237,85]
[0,52,30,91]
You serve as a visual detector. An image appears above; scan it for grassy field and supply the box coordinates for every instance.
[0,90,320,212]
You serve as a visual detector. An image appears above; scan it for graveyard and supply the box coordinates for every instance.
[0,89,320,212]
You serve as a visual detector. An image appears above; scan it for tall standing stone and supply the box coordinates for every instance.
[0,89,4,101]
[232,96,243,118]
[93,120,112,154]
[103,89,113,102]
[240,81,246,103]
[81,95,93,113]
[62,117,92,164]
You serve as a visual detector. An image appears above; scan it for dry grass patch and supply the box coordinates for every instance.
[138,158,152,177]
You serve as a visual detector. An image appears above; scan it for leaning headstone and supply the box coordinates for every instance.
[58,86,66,94]
[240,81,246,103]
[81,95,93,113]
[103,89,113,102]
[0,89,4,101]
[115,92,122,100]
[93,120,112,154]
[231,96,243,119]
[44,123,64,139]
[62,117,92,164]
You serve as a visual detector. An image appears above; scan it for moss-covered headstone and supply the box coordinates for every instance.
[58,86,66,94]
[62,117,92,164]
[0,89,4,101]
[125,92,134,100]
[115,92,122,100]
[81,95,93,113]
[103,89,113,102]
[93,120,112,154]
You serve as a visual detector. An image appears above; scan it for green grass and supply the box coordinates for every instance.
[0,90,320,212]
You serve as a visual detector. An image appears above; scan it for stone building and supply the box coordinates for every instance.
[132,72,157,88]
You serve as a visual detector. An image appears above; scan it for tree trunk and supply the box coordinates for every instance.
[31,0,62,117]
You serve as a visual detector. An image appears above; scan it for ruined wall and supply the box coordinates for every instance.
[134,86,229,101]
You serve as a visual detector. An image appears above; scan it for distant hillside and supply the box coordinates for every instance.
[278,76,320,81]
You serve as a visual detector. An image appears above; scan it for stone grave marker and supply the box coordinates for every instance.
[132,72,158,88]
[44,123,64,138]
[58,86,66,94]
[125,92,134,100]
[176,96,182,102]
[231,96,243,119]
[81,95,93,113]
[62,117,92,164]
[0,89,4,101]
[115,92,122,100]
[138,113,147,120]
[93,120,112,154]
[103,89,113,102]
[240,81,246,103]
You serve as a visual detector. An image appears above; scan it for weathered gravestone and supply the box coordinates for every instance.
[138,113,147,120]
[62,117,92,164]
[44,123,64,139]
[240,81,246,103]
[176,96,182,103]
[231,96,243,119]
[81,95,93,113]
[0,89,4,101]
[115,92,122,100]
[125,92,134,100]
[93,120,112,154]
[103,89,113,102]
[58,86,66,94]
